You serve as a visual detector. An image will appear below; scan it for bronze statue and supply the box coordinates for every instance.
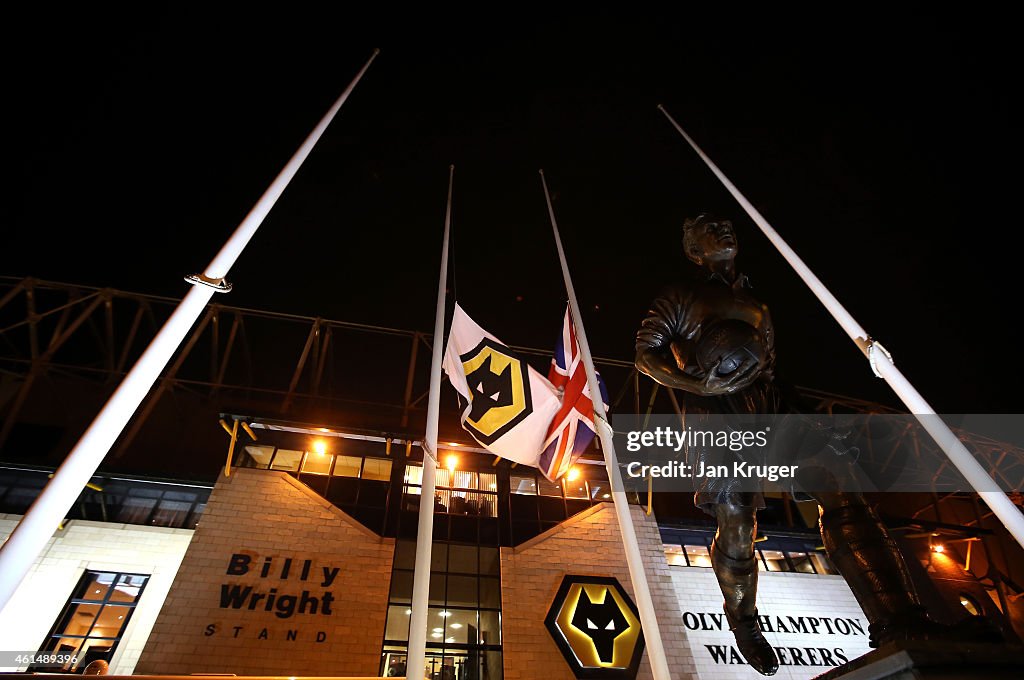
[635,214,977,675]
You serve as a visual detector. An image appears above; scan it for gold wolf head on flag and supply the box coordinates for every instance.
[443,304,560,467]
[458,337,533,444]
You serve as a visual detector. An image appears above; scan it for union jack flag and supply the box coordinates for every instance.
[539,305,610,482]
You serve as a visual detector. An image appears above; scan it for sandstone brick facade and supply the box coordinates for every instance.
[136,468,394,676]
[0,515,193,674]
[500,503,697,680]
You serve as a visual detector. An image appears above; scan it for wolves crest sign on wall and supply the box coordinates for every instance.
[545,575,646,680]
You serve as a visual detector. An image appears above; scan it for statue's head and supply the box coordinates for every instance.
[682,213,737,266]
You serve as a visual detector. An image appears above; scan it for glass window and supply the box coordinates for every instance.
[429,573,446,606]
[441,609,476,644]
[448,544,478,573]
[242,445,274,468]
[363,458,393,481]
[384,540,501,679]
[760,549,790,572]
[301,452,333,475]
[404,464,424,486]
[590,482,611,500]
[382,647,407,678]
[270,449,303,471]
[110,574,147,603]
[480,576,501,608]
[407,463,497,518]
[482,650,503,680]
[685,544,712,568]
[74,572,113,601]
[510,474,537,495]
[479,547,500,576]
[479,609,501,644]
[479,472,497,492]
[333,455,362,478]
[34,571,148,672]
[186,503,206,529]
[960,593,981,616]
[788,551,816,574]
[431,543,448,572]
[810,552,837,575]
[115,495,156,524]
[434,468,451,488]
[394,540,416,570]
[446,575,478,607]
[389,570,413,604]
[449,469,477,489]
[538,477,562,497]
[385,605,411,642]
[149,499,192,527]
[664,544,687,567]
[564,479,589,500]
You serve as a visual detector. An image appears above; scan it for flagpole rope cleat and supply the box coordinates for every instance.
[185,273,233,292]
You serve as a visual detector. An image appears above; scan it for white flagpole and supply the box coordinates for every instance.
[406,165,454,680]
[658,104,1024,551]
[540,170,674,680]
[0,49,381,615]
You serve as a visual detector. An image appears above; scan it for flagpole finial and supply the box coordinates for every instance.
[449,164,455,171]
[656,103,666,111]
[538,168,545,177]
[372,47,381,56]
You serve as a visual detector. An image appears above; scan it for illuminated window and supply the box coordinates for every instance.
[362,458,392,481]
[563,473,589,500]
[788,551,816,574]
[759,549,788,572]
[403,464,498,518]
[537,477,563,497]
[242,445,274,467]
[510,474,537,495]
[663,544,687,567]
[382,541,502,679]
[300,451,333,475]
[810,552,838,575]
[508,468,615,544]
[685,544,712,567]
[270,449,303,471]
[332,455,363,478]
[33,571,148,672]
[959,593,981,616]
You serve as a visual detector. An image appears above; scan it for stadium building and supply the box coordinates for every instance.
[1,278,1022,679]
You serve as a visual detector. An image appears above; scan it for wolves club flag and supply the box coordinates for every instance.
[443,304,561,467]
[539,305,610,482]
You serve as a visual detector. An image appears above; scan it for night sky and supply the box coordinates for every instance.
[3,9,1019,416]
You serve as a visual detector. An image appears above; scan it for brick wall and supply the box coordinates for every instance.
[136,468,394,676]
[500,503,697,680]
[0,515,193,674]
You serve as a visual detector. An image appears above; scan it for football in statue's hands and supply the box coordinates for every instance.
[696,319,765,376]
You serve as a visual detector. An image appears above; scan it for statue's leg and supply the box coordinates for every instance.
[815,491,935,647]
[713,502,779,676]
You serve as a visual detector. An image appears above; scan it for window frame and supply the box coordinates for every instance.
[33,570,150,673]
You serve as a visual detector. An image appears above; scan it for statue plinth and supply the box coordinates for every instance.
[812,639,1024,680]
